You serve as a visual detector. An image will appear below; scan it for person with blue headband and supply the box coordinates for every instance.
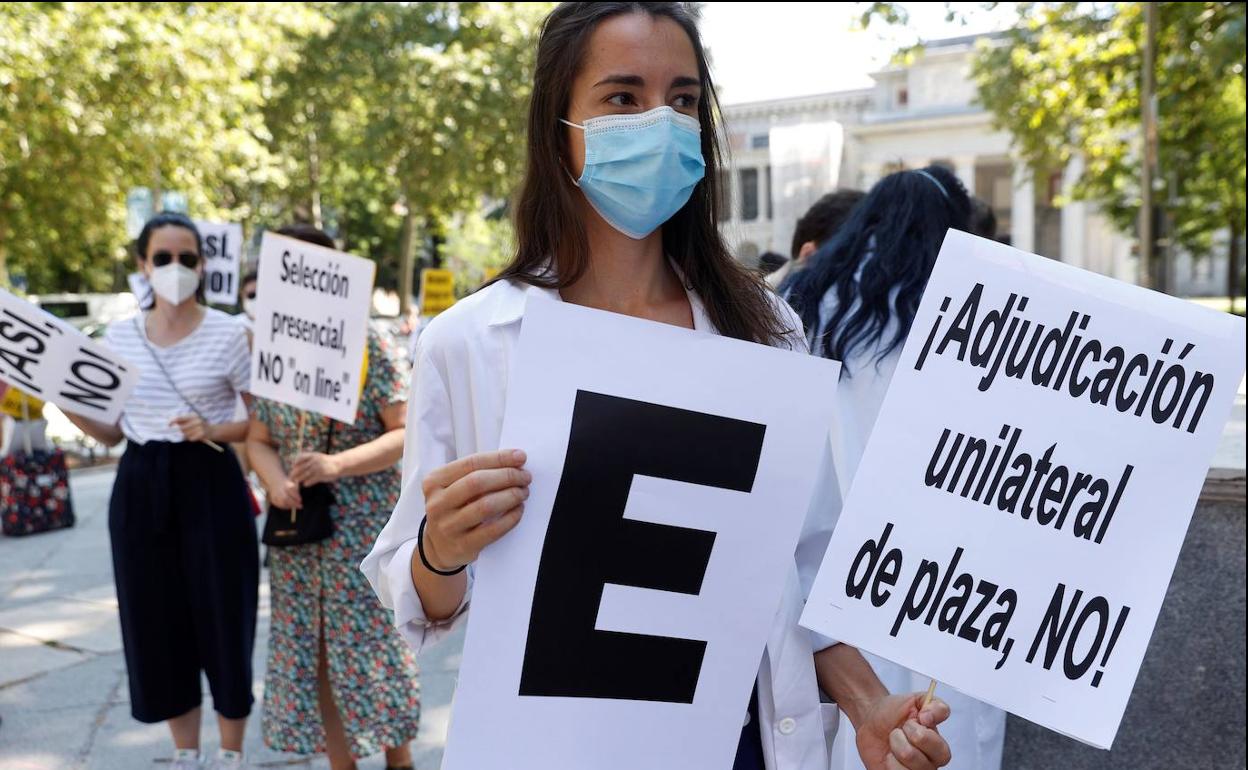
[784,166,1007,770]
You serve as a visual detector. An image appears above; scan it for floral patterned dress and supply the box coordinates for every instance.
[258,331,420,757]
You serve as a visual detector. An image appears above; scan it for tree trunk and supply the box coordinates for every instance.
[306,111,324,230]
[429,217,445,269]
[1138,1,1158,289]
[398,209,416,316]
[1229,220,1242,316]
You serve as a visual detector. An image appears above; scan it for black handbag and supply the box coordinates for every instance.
[262,418,336,546]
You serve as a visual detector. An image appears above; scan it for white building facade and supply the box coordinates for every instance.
[718,35,1226,296]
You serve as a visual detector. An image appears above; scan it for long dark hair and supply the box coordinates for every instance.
[134,211,204,309]
[499,1,790,345]
[783,165,971,365]
[276,223,336,249]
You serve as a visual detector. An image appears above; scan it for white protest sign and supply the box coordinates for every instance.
[248,232,375,423]
[800,230,1247,749]
[194,221,244,305]
[443,298,841,770]
[0,289,140,424]
[126,271,152,306]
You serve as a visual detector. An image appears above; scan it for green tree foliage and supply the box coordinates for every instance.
[0,2,326,291]
[857,2,1245,301]
[972,2,1245,298]
[232,1,547,309]
[439,207,514,297]
[0,2,547,298]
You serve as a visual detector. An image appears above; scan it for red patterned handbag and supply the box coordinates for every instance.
[1,448,76,537]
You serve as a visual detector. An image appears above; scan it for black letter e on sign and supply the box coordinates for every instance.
[519,390,765,703]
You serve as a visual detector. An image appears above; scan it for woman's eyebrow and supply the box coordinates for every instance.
[593,74,645,88]
[592,74,701,89]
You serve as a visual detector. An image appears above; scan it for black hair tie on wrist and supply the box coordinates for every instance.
[418,517,466,576]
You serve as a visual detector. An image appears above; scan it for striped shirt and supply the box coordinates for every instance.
[104,309,251,445]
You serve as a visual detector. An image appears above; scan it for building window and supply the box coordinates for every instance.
[751,133,770,150]
[897,87,909,107]
[765,166,773,221]
[740,168,759,222]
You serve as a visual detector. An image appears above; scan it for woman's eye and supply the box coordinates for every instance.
[606,92,637,107]
[673,93,699,109]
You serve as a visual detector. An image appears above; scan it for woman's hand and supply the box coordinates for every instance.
[420,449,531,572]
[289,452,343,486]
[171,414,210,442]
[855,693,952,770]
[267,476,303,510]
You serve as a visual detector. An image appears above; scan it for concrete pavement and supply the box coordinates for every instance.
[0,467,463,769]
[2,385,1243,770]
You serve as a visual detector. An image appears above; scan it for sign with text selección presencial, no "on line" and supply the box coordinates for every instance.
[249,232,375,423]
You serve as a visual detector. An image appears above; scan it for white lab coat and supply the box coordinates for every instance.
[811,283,1007,770]
[362,274,844,770]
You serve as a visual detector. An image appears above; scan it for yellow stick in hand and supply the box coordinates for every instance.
[921,678,937,709]
[292,411,307,523]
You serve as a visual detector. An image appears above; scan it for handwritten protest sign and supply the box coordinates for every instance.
[0,289,139,424]
[443,298,841,770]
[248,232,375,423]
[800,230,1246,749]
[194,221,244,305]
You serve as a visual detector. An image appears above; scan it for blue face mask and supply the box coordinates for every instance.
[562,106,706,239]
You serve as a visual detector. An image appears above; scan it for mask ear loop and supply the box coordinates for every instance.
[558,118,586,188]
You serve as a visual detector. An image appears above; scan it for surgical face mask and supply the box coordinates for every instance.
[149,263,200,305]
[242,298,256,319]
[562,106,706,239]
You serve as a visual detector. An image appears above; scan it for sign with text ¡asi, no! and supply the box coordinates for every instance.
[0,289,140,424]
[249,232,375,423]
[419,268,455,315]
[194,221,244,305]
[799,230,1247,749]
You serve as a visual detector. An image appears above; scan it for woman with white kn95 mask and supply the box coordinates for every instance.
[66,211,259,770]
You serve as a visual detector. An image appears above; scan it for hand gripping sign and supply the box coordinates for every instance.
[443,297,841,770]
[800,231,1246,749]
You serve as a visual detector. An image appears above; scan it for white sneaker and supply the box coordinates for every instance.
[208,749,246,769]
[171,749,202,770]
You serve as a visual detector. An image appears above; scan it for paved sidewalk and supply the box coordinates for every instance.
[0,467,462,769]
[2,379,1243,769]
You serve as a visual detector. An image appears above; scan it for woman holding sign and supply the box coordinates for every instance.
[364,4,951,769]
[245,225,421,770]
[783,168,1007,769]
[68,212,258,770]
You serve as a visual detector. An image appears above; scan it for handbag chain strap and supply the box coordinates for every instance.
[135,315,210,423]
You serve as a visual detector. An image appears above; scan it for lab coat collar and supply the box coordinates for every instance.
[486,259,713,332]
